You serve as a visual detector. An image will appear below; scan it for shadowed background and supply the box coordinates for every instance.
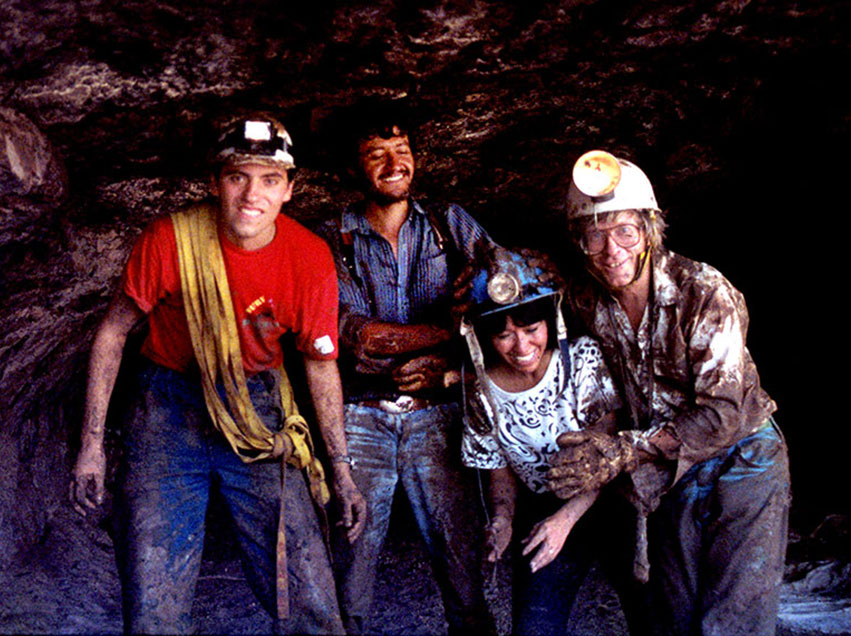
[1,1,848,633]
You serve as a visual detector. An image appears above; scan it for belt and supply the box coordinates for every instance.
[359,395,433,414]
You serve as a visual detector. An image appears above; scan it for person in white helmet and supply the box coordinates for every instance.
[548,151,790,635]
[69,112,365,634]
[459,247,642,636]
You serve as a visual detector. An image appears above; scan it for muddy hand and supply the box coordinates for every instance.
[547,430,637,499]
[521,514,570,573]
[517,248,565,291]
[334,470,367,543]
[450,264,476,331]
[392,353,448,392]
[69,444,106,516]
[485,514,512,562]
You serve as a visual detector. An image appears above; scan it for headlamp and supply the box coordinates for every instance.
[487,272,521,305]
[572,150,621,199]
[469,247,558,318]
[215,118,295,167]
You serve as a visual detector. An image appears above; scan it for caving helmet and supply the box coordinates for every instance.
[213,116,295,169]
[460,247,570,432]
[566,150,660,220]
[565,150,667,287]
[468,248,560,318]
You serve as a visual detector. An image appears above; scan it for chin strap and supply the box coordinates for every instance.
[460,316,502,433]
[630,210,656,285]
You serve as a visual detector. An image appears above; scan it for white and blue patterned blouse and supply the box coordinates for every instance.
[462,336,621,493]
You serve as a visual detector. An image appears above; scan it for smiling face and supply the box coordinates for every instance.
[356,128,415,203]
[584,210,649,291]
[490,316,549,376]
[211,163,294,251]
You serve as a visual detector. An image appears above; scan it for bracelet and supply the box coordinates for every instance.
[330,454,356,469]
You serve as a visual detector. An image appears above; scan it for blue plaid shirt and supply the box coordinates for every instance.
[317,199,493,401]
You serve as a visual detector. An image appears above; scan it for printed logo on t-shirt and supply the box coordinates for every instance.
[313,335,335,355]
[246,296,267,315]
[242,296,282,345]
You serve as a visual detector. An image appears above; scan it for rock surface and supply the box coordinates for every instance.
[1,0,849,634]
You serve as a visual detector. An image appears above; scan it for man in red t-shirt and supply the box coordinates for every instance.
[69,113,365,634]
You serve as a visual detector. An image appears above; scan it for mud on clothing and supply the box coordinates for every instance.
[317,199,490,403]
[462,339,620,493]
[115,363,343,634]
[462,338,623,635]
[566,248,791,636]
[317,200,494,635]
[115,209,343,634]
[123,211,339,374]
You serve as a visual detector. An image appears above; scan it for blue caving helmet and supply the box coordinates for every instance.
[460,247,569,431]
[468,247,559,318]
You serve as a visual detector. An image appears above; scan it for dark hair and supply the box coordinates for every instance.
[475,296,558,366]
[340,97,416,164]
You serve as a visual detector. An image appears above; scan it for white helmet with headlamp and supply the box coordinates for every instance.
[566,150,660,220]
[566,150,666,288]
[214,116,295,169]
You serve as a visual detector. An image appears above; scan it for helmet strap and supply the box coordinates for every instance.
[632,247,651,285]
[555,293,572,391]
[460,317,501,430]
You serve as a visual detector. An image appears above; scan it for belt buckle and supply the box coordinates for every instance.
[378,395,415,414]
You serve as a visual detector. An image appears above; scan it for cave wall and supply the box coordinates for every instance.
[1,0,848,565]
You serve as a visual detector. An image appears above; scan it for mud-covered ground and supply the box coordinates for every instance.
[0,491,627,636]
[1,495,848,635]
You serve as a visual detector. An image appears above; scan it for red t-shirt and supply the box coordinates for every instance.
[122,211,339,374]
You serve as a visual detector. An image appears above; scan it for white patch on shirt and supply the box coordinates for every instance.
[313,335,335,355]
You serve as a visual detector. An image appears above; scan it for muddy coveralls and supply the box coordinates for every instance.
[317,200,494,635]
[567,248,791,636]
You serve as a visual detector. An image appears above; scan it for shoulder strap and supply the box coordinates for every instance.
[335,217,362,285]
[420,200,454,253]
[335,216,377,314]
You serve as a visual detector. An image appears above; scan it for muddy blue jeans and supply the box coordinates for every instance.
[510,488,650,636]
[648,420,790,636]
[114,361,343,635]
[332,401,493,635]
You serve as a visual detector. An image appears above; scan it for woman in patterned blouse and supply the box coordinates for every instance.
[460,250,628,636]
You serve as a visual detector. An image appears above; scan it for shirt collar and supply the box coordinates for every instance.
[340,198,425,235]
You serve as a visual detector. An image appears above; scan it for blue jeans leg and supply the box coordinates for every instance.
[397,403,492,635]
[115,364,213,634]
[511,491,592,636]
[649,422,791,636]
[334,402,493,635]
[116,364,343,635]
[333,403,400,634]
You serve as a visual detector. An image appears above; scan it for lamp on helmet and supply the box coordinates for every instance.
[566,150,660,220]
[460,248,570,433]
[214,117,295,169]
[468,248,559,318]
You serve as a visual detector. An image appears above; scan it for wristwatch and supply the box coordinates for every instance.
[331,454,356,469]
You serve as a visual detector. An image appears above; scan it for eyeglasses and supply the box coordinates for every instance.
[580,223,643,255]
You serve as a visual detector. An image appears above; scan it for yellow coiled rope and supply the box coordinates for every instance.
[172,204,328,498]
[171,203,330,618]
